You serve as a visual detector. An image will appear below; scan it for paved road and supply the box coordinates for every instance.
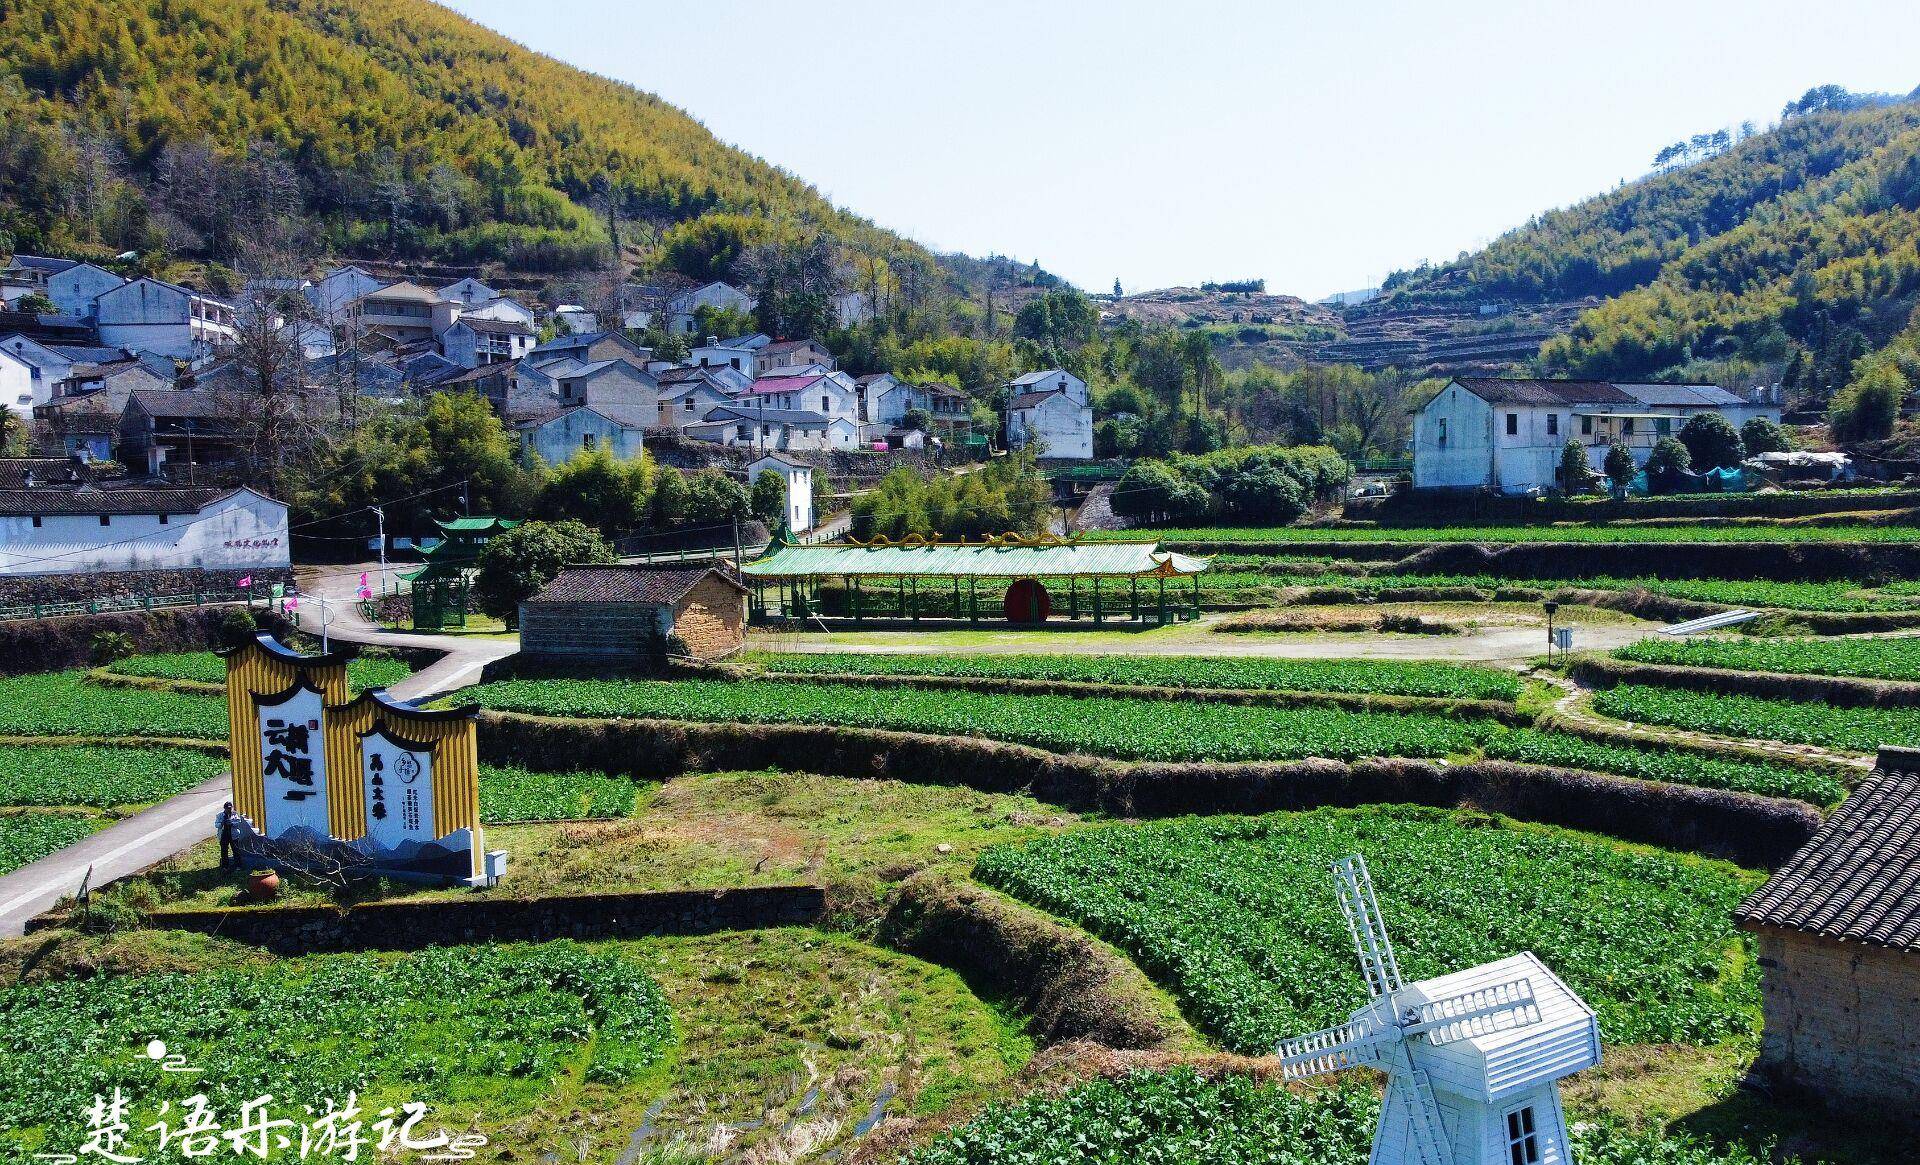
[0,566,513,938]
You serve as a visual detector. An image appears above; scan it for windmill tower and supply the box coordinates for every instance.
[1275,856,1602,1165]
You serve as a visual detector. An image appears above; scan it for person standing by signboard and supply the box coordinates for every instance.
[218,801,237,869]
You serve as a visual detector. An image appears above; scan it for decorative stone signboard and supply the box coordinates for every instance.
[221,632,506,885]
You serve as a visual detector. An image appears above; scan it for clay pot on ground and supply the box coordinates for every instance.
[246,868,281,902]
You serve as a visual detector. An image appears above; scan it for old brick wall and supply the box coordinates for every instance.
[1752,927,1920,1124]
[672,575,745,658]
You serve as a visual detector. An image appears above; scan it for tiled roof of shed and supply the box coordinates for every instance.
[526,563,745,604]
[1735,751,1920,951]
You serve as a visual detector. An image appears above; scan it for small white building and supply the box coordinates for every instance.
[0,467,289,577]
[462,296,539,328]
[689,405,859,452]
[665,282,755,334]
[745,371,859,426]
[748,452,815,533]
[1005,370,1092,460]
[437,277,498,308]
[95,278,238,361]
[1412,378,1785,494]
[691,335,762,376]
[517,403,648,466]
[554,305,599,335]
[0,345,38,418]
[306,266,387,324]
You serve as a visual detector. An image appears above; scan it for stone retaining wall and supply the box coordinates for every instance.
[0,566,293,608]
[63,886,826,954]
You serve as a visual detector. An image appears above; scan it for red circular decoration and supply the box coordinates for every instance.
[1003,578,1052,623]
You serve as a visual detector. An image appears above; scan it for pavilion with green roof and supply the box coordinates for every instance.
[398,516,520,627]
[740,534,1210,625]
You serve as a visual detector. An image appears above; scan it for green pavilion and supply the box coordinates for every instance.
[398,516,520,628]
[740,534,1210,626]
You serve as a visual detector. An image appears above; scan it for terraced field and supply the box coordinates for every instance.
[0,671,227,739]
[1618,635,1920,682]
[105,650,415,691]
[1098,524,1920,544]
[974,806,1759,1052]
[0,745,223,809]
[1593,685,1920,753]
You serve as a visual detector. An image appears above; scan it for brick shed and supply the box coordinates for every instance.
[519,562,747,663]
[1733,745,1920,1123]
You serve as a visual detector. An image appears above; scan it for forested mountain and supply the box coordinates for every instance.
[0,0,942,288]
[1374,86,1920,431]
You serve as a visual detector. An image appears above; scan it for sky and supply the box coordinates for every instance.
[440,0,1920,300]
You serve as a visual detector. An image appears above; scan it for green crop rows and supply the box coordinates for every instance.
[1594,685,1920,753]
[107,651,414,691]
[461,678,1501,763]
[479,764,639,823]
[1,942,673,1156]
[1096,524,1920,544]
[0,813,97,876]
[0,746,224,809]
[0,671,227,739]
[974,806,1758,1051]
[907,1068,1775,1165]
[1619,636,1920,682]
[757,651,1522,702]
[1484,729,1848,805]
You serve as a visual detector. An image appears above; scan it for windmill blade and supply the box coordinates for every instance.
[1273,1014,1387,1080]
[1404,977,1542,1046]
[1332,854,1404,998]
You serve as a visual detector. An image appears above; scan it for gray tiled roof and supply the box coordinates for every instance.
[1452,378,1637,406]
[1735,751,1920,951]
[526,563,744,605]
[0,482,232,516]
[1615,382,1748,408]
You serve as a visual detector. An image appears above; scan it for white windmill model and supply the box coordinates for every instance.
[1275,855,1602,1165]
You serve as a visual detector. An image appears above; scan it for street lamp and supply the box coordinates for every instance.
[1542,600,1560,663]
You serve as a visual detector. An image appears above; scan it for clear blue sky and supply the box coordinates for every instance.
[441,0,1920,299]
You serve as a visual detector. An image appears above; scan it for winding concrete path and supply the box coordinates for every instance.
[0,566,514,938]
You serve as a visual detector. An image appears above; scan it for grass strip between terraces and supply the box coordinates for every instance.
[973,805,1760,1053]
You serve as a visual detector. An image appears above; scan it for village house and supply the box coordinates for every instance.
[525,330,652,369]
[551,358,660,419]
[437,277,498,308]
[662,281,755,335]
[856,373,919,426]
[745,370,859,427]
[519,562,748,663]
[0,457,289,578]
[307,265,387,324]
[0,255,79,300]
[747,452,815,532]
[461,295,539,328]
[440,315,535,367]
[95,277,237,362]
[1412,378,1785,493]
[517,401,649,466]
[1734,746,1920,1125]
[554,305,599,334]
[656,370,739,432]
[688,403,860,451]
[118,388,241,476]
[691,334,765,376]
[339,281,459,345]
[46,262,125,319]
[1005,369,1093,460]
[927,382,970,421]
[757,338,836,374]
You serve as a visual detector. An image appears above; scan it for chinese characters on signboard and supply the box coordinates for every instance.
[360,726,436,851]
[255,681,329,840]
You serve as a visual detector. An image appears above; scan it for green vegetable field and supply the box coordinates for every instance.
[0,942,673,1156]
[974,807,1758,1051]
[906,1068,1777,1165]
[1095,524,1920,544]
[0,672,227,739]
[757,651,1522,701]
[0,746,224,809]
[461,678,1502,763]
[1484,729,1848,804]
[1618,635,1920,682]
[0,813,97,876]
[1594,685,1920,752]
[478,764,640,823]
[106,651,414,691]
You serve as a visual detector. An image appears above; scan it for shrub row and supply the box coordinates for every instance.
[475,711,1822,869]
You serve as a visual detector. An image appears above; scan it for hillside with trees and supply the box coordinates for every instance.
[0,0,944,289]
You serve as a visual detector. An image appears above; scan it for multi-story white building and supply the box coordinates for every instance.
[1004,369,1092,460]
[1412,378,1785,493]
[0,460,289,577]
[95,278,238,362]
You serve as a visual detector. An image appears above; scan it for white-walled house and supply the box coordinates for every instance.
[95,278,238,361]
[691,335,761,376]
[688,405,859,452]
[340,281,458,344]
[0,346,34,418]
[1005,370,1092,460]
[517,403,648,466]
[462,296,538,328]
[46,262,125,318]
[437,277,498,308]
[1412,378,1785,493]
[307,266,387,324]
[657,376,738,432]
[747,452,814,532]
[0,468,289,578]
[857,373,923,425]
[666,282,755,334]
[745,371,859,426]
[441,316,535,367]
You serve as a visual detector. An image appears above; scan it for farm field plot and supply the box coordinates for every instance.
[1617,635,1920,682]
[0,670,227,739]
[1484,729,1849,805]
[906,1068,1780,1165]
[0,940,673,1159]
[974,806,1759,1053]
[459,677,1503,763]
[477,763,640,823]
[104,650,414,691]
[1593,685,1920,753]
[128,770,1075,910]
[0,745,223,810]
[755,651,1523,701]
[0,812,98,876]
[1098,524,1920,544]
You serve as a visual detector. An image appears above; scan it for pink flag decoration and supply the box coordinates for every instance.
[359,572,369,586]
[236,576,252,588]
[358,587,373,601]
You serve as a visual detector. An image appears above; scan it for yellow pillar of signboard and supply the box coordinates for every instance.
[220,633,504,885]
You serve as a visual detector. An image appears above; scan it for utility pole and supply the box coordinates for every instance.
[372,505,388,593]
[733,517,743,572]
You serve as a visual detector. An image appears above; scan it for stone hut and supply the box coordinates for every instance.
[1733,745,1920,1123]
[519,562,747,664]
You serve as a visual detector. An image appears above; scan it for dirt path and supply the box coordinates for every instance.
[753,612,1660,665]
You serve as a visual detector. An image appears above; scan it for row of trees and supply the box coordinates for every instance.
[1112,445,1351,526]
[1556,414,1794,492]
[849,452,1051,540]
